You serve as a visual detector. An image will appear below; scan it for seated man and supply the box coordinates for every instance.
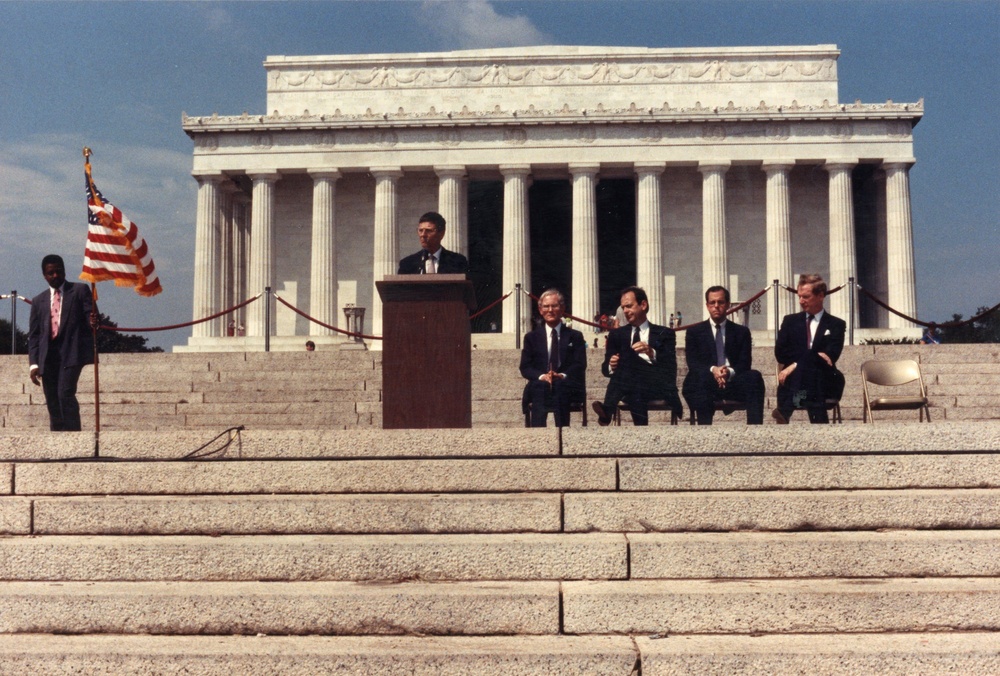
[397,211,469,275]
[773,273,846,424]
[592,286,682,426]
[519,289,586,427]
[681,286,764,425]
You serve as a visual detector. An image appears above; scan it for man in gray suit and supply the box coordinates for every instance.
[28,255,95,431]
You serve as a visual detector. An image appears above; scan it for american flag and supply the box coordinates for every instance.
[80,157,162,297]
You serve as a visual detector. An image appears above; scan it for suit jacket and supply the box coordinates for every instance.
[685,319,753,375]
[28,281,95,374]
[601,322,679,400]
[520,323,586,393]
[397,248,469,275]
[774,310,846,371]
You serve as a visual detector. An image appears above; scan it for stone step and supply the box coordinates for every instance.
[567,489,1000,532]
[0,634,638,675]
[627,530,1000,578]
[0,534,627,581]
[563,578,1000,634]
[0,580,559,635]
[12,458,617,495]
[32,493,561,535]
[635,633,1000,675]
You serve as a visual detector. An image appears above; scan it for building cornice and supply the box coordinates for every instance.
[183,99,923,136]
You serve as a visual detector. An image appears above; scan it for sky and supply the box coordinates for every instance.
[1,0,997,350]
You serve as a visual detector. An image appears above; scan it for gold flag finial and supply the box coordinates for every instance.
[83,147,92,160]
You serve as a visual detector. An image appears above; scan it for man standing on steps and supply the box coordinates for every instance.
[397,211,469,275]
[28,254,96,431]
[592,286,682,426]
[519,289,586,427]
[682,286,765,425]
[773,273,846,424]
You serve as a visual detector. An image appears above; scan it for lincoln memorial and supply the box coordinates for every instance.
[177,44,922,351]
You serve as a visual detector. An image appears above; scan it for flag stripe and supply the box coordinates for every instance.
[81,166,162,297]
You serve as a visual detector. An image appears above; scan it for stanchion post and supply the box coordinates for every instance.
[772,280,779,335]
[9,290,15,355]
[264,286,271,353]
[515,283,522,350]
[848,276,855,346]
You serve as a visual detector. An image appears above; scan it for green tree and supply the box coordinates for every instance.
[940,306,1000,344]
[0,318,29,355]
[95,313,164,353]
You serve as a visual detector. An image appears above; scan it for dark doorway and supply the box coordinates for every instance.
[528,181,573,310]
[596,178,636,315]
[467,180,503,333]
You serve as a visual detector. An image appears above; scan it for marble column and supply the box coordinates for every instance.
[308,170,341,336]
[570,163,600,328]
[764,162,795,326]
[884,159,918,329]
[825,160,858,322]
[246,171,281,337]
[191,172,224,338]
[501,165,531,335]
[371,167,403,341]
[699,162,730,317]
[218,181,238,336]
[232,193,251,333]
[634,163,666,323]
[435,165,467,256]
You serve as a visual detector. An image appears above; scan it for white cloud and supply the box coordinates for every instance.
[420,0,553,49]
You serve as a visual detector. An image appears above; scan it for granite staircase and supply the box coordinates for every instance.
[0,424,998,673]
[1,344,999,430]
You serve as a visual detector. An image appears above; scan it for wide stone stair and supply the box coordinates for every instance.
[0,424,998,673]
[2,343,999,430]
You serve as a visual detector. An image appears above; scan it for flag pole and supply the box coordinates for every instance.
[84,147,102,454]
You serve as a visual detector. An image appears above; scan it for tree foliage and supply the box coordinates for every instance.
[95,313,164,353]
[0,318,29,355]
[939,306,1000,344]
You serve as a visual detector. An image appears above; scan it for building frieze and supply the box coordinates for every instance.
[266,58,838,93]
[188,117,914,154]
[183,99,922,135]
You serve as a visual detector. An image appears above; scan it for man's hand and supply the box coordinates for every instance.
[778,362,797,385]
[540,370,565,385]
[631,341,655,361]
[817,352,833,368]
[90,311,100,331]
[29,366,40,386]
[609,353,620,371]
[712,365,729,388]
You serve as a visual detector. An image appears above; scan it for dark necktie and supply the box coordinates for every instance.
[715,322,725,366]
[807,314,814,348]
[632,326,640,346]
[549,327,560,372]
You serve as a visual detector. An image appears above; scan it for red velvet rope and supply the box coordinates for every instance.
[858,286,1000,329]
[3,295,33,305]
[468,291,512,320]
[781,283,845,295]
[273,294,384,341]
[523,289,603,329]
[100,294,262,332]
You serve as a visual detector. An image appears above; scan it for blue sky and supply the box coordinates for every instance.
[1,0,997,349]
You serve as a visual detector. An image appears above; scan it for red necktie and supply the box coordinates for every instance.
[51,288,61,339]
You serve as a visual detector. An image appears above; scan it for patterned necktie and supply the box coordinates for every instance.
[549,327,559,372]
[424,252,435,274]
[715,322,725,366]
[51,288,61,339]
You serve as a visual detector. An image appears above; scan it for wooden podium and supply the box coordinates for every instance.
[377,275,476,429]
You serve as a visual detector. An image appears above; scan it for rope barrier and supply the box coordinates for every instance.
[522,288,604,329]
[1,295,32,304]
[100,294,262,333]
[857,286,1000,329]
[781,283,845,295]
[273,293,384,341]
[468,291,512,320]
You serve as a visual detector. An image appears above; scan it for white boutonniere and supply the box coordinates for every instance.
[824,329,831,336]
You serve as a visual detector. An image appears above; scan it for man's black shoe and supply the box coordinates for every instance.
[771,408,789,425]
[592,401,612,426]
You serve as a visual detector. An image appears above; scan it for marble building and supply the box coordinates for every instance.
[178,45,922,351]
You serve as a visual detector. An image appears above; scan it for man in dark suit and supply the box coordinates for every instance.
[28,254,95,431]
[682,286,765,425]
[519,289,586,427]
[773,273,846,424]
[592,286,682,426]
[397,211,470,275]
